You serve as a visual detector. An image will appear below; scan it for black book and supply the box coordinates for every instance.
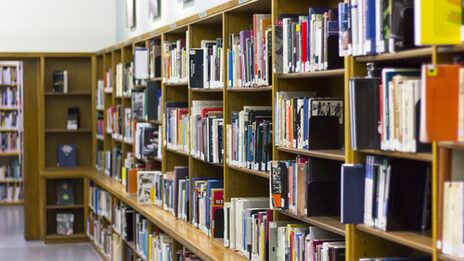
[213,208,224,239]
[56,179,74,205]
[142,127,158,157]
[349,77,381,150]
[53,70,68,93]
[308,116,340,149]
[390,0,414,52]
[124,208,134,242]
[188,48,204,88]
[131,89,145,120]
[145,81,161,121]
[67,108,79,130]
[274,21,284,74]
[218,121,223,164]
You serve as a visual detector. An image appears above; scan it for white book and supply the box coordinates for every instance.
[223,202,231,247]
[443,182,464,257]
[134,47,148,80]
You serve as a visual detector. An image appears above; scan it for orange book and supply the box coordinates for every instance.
[422,64,459,141]
[128,168,138,194]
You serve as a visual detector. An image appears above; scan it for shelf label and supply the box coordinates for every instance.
[170,22,176,29]
[239,0,249,4]
[199,11,207,19]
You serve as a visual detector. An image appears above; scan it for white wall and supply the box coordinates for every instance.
[115,0,229,42]
[0,0,116,52]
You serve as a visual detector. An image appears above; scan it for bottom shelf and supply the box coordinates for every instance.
[0,201,24,205]
[44,233,87,243]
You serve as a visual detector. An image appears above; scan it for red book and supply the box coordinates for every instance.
[301,21,308,72]
[210,188,224,237]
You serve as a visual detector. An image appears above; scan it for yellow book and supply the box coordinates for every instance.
[121,167,126,186]
[148,234,153,260]
[415,0,461,44]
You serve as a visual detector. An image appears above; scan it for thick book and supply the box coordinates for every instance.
[56,179,74,205]
[53,70,68,93]
[188,48,204,88]
[137,171,156,204]
[341,164,365,224]
[57,144,76,168]
[145,81,161,121]
[134,47,148,80]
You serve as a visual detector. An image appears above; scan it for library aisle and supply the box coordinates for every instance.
[0,206,99,261]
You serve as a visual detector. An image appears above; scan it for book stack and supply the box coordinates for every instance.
[0,183,22,202]
[275,92,344,150]
[0,87,19,108]
[150,229,174,261]
[96,80,104,110]
[0,111,18,129]
[190,100,223,163]
[227,14,272,88]
[87,211,112,259]
[135,213,149,259]
[165,102,188,152]
[0,132,19,152]
[188,38,224,89]
[163,166,188,217]
[225,106,272,172]
[0,66,18,85]
[147,39,161,79]
[341,157,431,232]
[88,182,112,219]
[349,68,431,152]
[104,69,113,92]
[163,35,188,83]
[275,9,343,74]
[123,108,132,143]
[191,178,223,237]
[131,81,162,121]
[338,1,414,56]
[0,159,20,180]
[270,157,341,217]
[134,122,161,160]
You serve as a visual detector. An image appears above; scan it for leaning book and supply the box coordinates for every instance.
[56,213,74,235]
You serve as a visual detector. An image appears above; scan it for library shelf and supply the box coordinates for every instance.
[96,106,104,111]
[192,156,223,168]
[438,253,463,261]
[124,139,133,145]
[150,77,162,81]
[0,107,19,111]
[104,89,113,94]
[45,129,92,133]
[0,201,24,205]
[44,233,87,244]
[0,84,17,87]
[357,149,433,162]
[46,204,85,210]
[275,69,345,79]
[44,92,91,96]
[356,224,433,254]
[227,164,269,179]
[86,169,249,261]
[137,156,162,163]
[438,141,464,150]
[277,210,345,236]
[0,129,19,132]
[113,137,122,143]
[39,167,90,178]
[276,146,345,161]
[166,147,189,157]
[226,86,272,92]
[0,152,19,156]
[355,47,433,62]
[164,81,188,87]
[0,179,23,183]
[125,241,137,253]
[133,85,146,89]
[190,88,224,93]
[89,239,111,261]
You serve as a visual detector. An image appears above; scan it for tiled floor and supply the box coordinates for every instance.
[0,205,100,261]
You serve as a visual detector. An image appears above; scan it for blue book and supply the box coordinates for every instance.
[229,50,233,87]
[206,179,223,233]
[303,98,309,149]
[341,164,365,224]
[57,144,76,168]
[365,0,376,55]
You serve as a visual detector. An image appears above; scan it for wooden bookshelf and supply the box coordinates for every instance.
[190,88,224,93]
[0,201,24,205]
[277,146,346,161]
[277,210,345,236]
[44,92,91,96]
[164,81,188,87]
[227,164,269,179]
[166,147,189,157]
[355,47,434,62]
[275,69,345,79]
[0,152,19,156]
[357,149,433,162]
[46,204,85,210]
[226,86,272,92]
[0,179,23,183]
[45,129,92,133]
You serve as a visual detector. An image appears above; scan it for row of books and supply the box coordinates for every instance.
[270,158,341,217]
[0,159,20,180]
[275,9,343,74]
[190,100,223,163]
[115,62,133,97]
[96,116,104,137]
[0,87,19,107]
[0,183,22,202]
[227,14,272,88]
[96,80,104,109]
[87,211,112,259]
[88,181,112,220]
[106,105,122,139]
[131,81,162,122]
[191,178,223,237]
[163,167,188,219]
[134,122,161,160]
[338,0,413,56]
[341,156,431,231]
[189,39,224,89]
[225,106,272,172]
[135,213,149,259]
[0,66,18,85]
[124,108,133,143]
[275,92,344,150]
[223,196,346,261]
[104,69,113,91]
[163,35,188,83]
[165,102,188,152]
[0,111,18,129]
[0,132,19,152]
